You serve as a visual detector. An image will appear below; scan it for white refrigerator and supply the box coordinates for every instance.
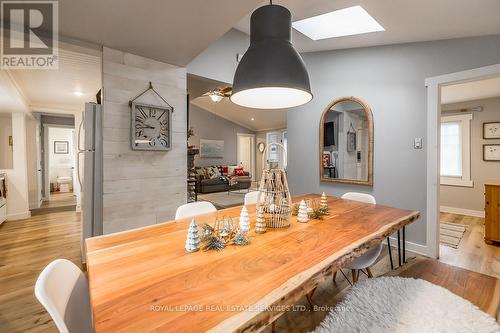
[77,102,103,261]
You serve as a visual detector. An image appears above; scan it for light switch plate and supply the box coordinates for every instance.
[414,138,423,149]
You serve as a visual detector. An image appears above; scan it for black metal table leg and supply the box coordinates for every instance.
[402,226,406,263]
[387,237,394,270]
[397,230,401,267]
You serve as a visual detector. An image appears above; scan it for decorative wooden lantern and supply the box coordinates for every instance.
[256,142,292,228]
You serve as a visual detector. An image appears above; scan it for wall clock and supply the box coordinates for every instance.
[258,142,265,153]
[131,102,172,151]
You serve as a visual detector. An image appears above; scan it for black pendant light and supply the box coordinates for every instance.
[230,2,312,109]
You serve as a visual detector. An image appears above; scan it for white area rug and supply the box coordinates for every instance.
[440,222,467,248]
[312,277,499,333]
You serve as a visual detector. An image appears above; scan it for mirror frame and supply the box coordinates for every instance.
[319,96,373,186]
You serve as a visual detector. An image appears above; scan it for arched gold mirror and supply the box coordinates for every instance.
[319,96,373,185]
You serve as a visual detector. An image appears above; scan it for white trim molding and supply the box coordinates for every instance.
[388,237,429,257]
[425,63,500,259]
[440,206,484,218]
[7,211,31,220]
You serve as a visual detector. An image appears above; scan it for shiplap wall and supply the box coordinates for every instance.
[102,47,187,234]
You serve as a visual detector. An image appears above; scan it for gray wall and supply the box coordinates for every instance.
[189,104,254,167]
[440,97,500,211]
[288,35,500,246]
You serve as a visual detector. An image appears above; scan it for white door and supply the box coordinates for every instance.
[237,134,255,181]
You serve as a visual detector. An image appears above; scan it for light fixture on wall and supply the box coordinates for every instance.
[231,1,312,109]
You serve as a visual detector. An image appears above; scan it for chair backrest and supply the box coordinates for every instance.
[341,192,376,204]
[35,259,93,333]
[175,201,217,220]
[244,191,260,206]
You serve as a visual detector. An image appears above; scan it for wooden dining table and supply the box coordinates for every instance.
[85,194,420,333]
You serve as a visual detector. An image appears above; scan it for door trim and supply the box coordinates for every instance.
[237,133,256,182]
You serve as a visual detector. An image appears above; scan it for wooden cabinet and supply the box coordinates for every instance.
[484,181,500,244]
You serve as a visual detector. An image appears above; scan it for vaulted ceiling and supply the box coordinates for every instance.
[234,0,500,53]
[57,0,500,68]
[58,0,262,67]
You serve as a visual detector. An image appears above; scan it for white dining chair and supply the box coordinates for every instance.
[175,201,217,220]
[340,192,382,283]
[35,259,93,333]
[244,191,260,206]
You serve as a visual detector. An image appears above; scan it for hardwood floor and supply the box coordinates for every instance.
[32,192,77,216]
[440,212,500,278]
[0,210,81,333]
[41,192,76,209]
[0,209,497,332]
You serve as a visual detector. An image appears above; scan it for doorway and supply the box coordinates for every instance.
[39,122,77,212]
[426,64,500,276]
[237,133,256,181]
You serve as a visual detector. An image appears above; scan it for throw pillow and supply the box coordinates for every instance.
[235,168,245,176]
[207,166,220,179]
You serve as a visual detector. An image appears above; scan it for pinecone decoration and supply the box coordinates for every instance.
[320,192,328,210]
[185,219,200,252]
[297,200,309,223]
[239,206,250,232]
[255,205,267,234]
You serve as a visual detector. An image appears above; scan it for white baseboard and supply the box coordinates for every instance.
[387,236,430,257]
[440,205,484,218]
[7,211,31,220]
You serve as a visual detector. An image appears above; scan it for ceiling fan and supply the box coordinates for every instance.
[203,86,232,103]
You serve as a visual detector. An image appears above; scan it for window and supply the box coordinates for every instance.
[440,114,472,187]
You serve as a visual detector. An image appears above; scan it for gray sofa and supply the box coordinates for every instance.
[195,167,251,194]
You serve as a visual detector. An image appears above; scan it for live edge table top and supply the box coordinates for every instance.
[85,194,420,333]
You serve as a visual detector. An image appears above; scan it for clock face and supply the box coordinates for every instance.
[132,103,171,151]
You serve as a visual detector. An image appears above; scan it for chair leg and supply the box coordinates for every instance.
[308,287,317,299]
[306,292,314,309]
[366,267,373,278]
[351,269,358,283]
[339,269,353,286]
[272,321,276,333]
[387,237,394,270]
[333,271,337,284]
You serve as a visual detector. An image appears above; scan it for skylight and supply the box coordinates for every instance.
[292,6,384,40]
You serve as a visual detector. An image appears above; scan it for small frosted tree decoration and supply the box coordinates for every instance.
[297,200,309,223]
[255,205,267,234]
[239,206,250,233]
[185,219,200,252]
[320,192,328,210]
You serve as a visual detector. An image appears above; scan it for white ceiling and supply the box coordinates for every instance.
[8,47,101,114]
[58,0,263,67]
[234,0,500,53]
[441,76,500,104]
[191,96,287,132]
[188,74,286,131]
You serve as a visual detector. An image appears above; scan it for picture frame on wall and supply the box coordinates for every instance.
[54,141,69,154]
[483,122,500,139]
[200,139,224,158]
[483,144,500,161]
